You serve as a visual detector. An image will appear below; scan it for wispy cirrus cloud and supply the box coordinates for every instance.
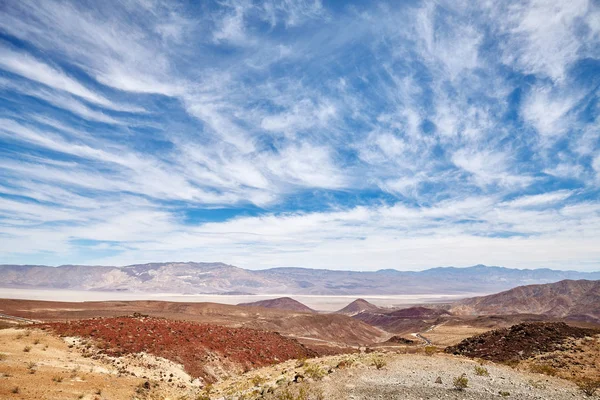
[0,0,599,270]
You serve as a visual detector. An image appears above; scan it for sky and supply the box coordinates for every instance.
[0,0,599,271]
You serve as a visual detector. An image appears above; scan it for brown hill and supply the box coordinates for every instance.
[336,298,381,315]
[238,297,315,313]
[353,306,451,334]
[387,306,450,319]
[0,298,385,347]
[445,322,599,363]
[452,279,600,322]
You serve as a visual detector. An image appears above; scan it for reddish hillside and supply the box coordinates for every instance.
[336,299,380,315]
[38,316,315,382]
[238,297,315,313]
[452,279,600,322]
[0,298,384,347]
[446,322,598,362]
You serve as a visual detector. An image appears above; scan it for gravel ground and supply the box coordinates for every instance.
[210,351,583,400]
[323,354,580,400]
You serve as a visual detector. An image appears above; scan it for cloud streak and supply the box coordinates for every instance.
[0,0,599,271]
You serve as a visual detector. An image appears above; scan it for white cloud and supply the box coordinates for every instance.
[264,143,347,189]
[0,77,120,124]
[497,0,591,81]
[0,46,123,110]
[1,0,599,271]
[507,190,572,207]
[522,84,578,138]
[452,148,532,189]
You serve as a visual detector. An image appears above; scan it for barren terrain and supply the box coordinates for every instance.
[0,298,386,349]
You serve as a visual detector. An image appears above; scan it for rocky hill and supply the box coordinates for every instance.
[2,262,598,295]
[445,322,598,363]
[0,298,386,347]
[238,297,315,313]
[335,298,381,315]
[353,306,451,334]
[39,316,315,382]
[452,280,600,322]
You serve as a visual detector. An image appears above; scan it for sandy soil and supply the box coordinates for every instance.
[0,327,207,400]
[424,324,491,346]
[0,327,144,399]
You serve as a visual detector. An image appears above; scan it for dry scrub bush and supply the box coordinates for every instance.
[372,356,386,370]
[424,346,437,356]
[269,384,324,400]
[576,378,600,397]
[529,363,557,376]
[23,345,32,352]
[528,380,546,390]
[474,365,489,376]
[303,363,326,380]
[453,374,469,390]
[251,375,267,386]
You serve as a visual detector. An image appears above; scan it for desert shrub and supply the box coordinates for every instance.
[271,384,323,400]
[501,359,520,368]
[576,378,600,397]
[0,353,7,361]
[498,391,510,397]
[336,356,355,369]
[474,365,489,376]
[303,363,326,380]
[33,339,40,345]
[295,357,307,368]
[424,345,437,356]
[453,374,469,390]
[52,375,63,383]
[372,356,386,370]
[529,363,557,376]
[11,386,19,394]
[196,383,212,400]
[528,380,546,389]
[251,375,266,386]
[23,345,32,352]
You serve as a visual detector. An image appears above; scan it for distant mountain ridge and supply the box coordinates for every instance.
[452,279,600,322]
[0,262,599,296]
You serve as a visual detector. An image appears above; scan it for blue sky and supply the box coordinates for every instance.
[0,0,599,271]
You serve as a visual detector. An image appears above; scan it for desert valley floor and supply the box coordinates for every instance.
[0,279,599,399]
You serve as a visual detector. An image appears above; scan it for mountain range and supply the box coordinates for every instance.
[452,279,600,322]
[0,262,599,296]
